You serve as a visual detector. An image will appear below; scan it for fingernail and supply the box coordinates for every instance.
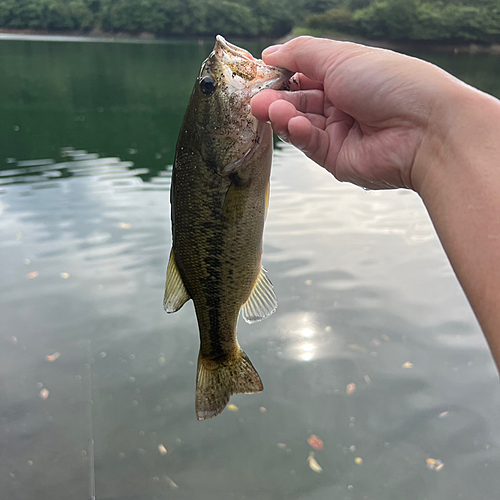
[262,45,281,57]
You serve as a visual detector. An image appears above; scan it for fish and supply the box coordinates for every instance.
[164,35,291,420]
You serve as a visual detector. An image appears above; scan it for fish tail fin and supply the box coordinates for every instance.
[195,348,263,421]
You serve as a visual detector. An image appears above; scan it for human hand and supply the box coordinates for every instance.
[251,36,471,192]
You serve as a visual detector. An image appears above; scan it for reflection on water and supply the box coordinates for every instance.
[1,39,500,500]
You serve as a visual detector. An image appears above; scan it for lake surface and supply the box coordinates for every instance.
[1,37,499,500]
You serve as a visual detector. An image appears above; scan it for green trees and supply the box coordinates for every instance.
[0,0,293,37]
[0,0,499,42]
[305,0,500,43]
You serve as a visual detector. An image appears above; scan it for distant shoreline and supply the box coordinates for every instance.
[1,28,500,55]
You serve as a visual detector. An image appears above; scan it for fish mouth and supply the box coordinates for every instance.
[215,35,257,63]
[213,35,292,95]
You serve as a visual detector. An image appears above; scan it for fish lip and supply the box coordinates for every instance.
[215,35,256,63]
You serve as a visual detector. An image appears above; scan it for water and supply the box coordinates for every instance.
[0,37,499,500]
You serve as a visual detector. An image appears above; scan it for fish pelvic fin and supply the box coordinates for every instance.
[164,248,190,313]
[196,348,263,421]
[241,266,277,324]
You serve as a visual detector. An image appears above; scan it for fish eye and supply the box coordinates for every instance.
[200,75,217,96]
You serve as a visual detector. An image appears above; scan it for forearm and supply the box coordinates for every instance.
[415,85,500,368]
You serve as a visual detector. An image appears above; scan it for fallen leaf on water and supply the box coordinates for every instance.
[426,458,444,471]
[60,272,70,279]
[346,383,356,395]
[307,452,323,473]
[118,222,131,229]
[402,362,414,369]
[307,435,324,451]
[259,406,267,413]
[348,344,367,353]
[158,444,167,455]
[46,352,60,362]
[39,388,49,399]
[355,457,363,465]
[165,476,179,490]
[26,272,38,279]
[227,404,238,412]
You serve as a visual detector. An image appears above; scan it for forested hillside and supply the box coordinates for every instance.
[0,0,499,43]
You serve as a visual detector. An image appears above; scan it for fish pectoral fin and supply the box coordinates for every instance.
[196,348,263,420]
[222,181,249,223]
[241,266,278,323]
[163,248,190,313]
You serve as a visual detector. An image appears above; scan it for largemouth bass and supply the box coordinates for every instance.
[164,36,291,420]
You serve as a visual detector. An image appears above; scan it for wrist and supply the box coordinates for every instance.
[412,80,500,199]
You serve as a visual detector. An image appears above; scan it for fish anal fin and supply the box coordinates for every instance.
[163,248,190,313]
[196,348,263,421]
[241,266,277,323]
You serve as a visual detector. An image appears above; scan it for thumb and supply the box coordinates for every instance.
[262,36,366,85]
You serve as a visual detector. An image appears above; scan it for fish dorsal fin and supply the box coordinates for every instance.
[163,248,190,313]
[241,266,277,323]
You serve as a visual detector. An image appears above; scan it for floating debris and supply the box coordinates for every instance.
[227,404,238,412]
[24,259,30,265]
[15,232,23,240]
[100,352,107,358]
[324,326,332,333]
[118,452,125,459]
[381,334,391,342]
[259,406,267,413]
[159,356,166,365]
[305,280,313,286]
[307,452,323,473]
[354,457,363,465]
[438,411,449,419]
[402,362,414,369]
[426,458,444,471]
[165,476,179,490]
[349,445,356,452]
[277,443,287,449]
[348,344,367,353]
[346,383,356,395]
[11,336,17,344]
[46,352,60,362]
[363,374,371,384]
[371,338,381,347]
[60,272,70,279]
[39,388,49,399]
[27,460,33,466]
[26,271,38,279]
[118,222,131,229]
[158,444,167,455]
[307,435,324,451]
